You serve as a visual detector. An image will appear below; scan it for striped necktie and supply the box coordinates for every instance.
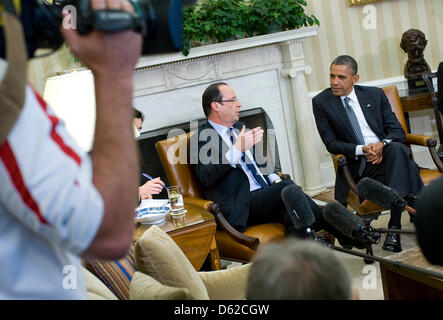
[228,127,268,189]
[343,97,366,176]
[343,97,365,145]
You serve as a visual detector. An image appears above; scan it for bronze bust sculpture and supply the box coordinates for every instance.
[400,29,431,80]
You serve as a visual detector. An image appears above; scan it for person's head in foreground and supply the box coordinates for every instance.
[246,239,354,300]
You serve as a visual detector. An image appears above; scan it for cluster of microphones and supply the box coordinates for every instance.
[281,178,443,281]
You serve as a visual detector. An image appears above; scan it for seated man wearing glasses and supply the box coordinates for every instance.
[192,82,338,239]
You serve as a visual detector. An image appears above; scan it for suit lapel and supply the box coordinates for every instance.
[354,86,381,138]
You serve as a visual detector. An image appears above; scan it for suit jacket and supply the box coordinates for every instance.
[312,85,406,204]
[191,121,274,232]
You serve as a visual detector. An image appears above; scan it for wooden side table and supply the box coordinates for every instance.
[133,203,221,271]
[380,247,443,300]
[399,89,439,134]
[399,90,438,112]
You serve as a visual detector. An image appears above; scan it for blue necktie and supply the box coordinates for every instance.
[343,97,366,176]
[228,127,268,189]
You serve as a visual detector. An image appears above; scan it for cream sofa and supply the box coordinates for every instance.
[84,225,250,300]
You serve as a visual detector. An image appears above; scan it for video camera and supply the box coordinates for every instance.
[0,0,183,59]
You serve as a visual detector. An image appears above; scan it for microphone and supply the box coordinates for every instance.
[356,177,416,214]
[373,228,416,235]
[329,245,443,281]
[323,202,381,248]
[281,184,317,239]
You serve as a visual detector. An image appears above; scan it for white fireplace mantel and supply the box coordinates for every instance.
[136,27,319,70]
[133,26,326,195]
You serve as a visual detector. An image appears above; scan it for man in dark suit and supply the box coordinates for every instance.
[191,82,373,248]
[192,82,325,236]
[312,55,424,252]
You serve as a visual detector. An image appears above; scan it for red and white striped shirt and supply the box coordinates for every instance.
[0,85,104,299]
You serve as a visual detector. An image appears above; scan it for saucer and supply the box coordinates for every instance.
[135,215,167,225]
[135,211,168,225]
[135,200,170,224]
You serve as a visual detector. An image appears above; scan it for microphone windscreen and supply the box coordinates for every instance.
[323,202,365,240]
[356,177,401,210]
[281,184,315,230]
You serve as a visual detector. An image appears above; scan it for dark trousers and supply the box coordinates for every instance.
[357,142,424,228]
[247,179,323,234]
[247,179,367,243]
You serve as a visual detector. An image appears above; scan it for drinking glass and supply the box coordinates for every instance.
[167,185,185,215]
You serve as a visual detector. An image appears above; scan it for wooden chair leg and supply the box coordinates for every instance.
[209,238,221,271]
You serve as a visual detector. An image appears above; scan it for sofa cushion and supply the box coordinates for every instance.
[84,246,135,300]
[82,267,118,300]
[129,271,193,300]
[198,264,250,300]
[134,225,209,300]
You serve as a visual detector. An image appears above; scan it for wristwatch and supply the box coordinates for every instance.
[382,139,390,146]
[273,179,282,185]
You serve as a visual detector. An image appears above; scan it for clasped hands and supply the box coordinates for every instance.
[233,125,264,152]
[362,142,384,165]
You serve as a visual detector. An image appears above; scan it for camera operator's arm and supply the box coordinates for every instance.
[61,0,142,260]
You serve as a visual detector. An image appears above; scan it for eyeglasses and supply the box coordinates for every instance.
[216,97,240,104]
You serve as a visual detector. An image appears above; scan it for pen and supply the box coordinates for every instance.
[142,173,167,189]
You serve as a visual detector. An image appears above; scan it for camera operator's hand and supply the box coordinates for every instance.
[58,0,143,260]
[60,0,142,79]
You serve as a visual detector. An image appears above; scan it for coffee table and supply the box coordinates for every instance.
[133,203,221,271]
[380,247,443,299]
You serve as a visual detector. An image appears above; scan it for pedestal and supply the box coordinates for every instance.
[281,39,326,196]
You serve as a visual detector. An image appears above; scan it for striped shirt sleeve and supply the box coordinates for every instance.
[0,86,104,255]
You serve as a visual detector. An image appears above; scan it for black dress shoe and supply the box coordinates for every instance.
[382,233,402,252]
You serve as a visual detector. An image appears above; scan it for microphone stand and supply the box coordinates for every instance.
[329,245,443,281]
[374,228,416,235]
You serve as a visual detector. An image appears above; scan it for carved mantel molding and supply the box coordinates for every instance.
[135,27,319,71]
